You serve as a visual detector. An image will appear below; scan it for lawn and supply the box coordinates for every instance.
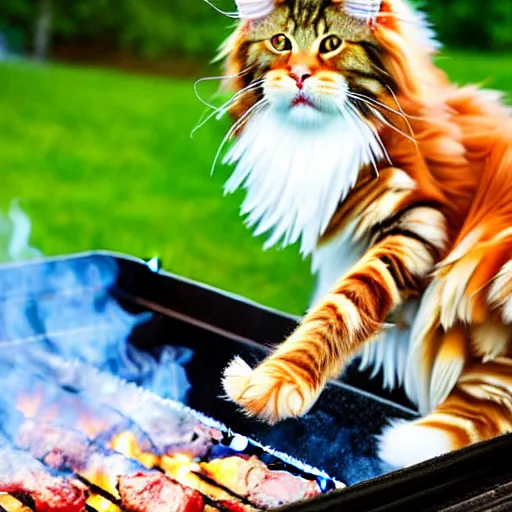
[0,51,511,315]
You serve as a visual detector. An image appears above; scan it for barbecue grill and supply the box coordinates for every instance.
[0,251,510,512]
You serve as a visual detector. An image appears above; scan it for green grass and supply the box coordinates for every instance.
[0,50,511,314]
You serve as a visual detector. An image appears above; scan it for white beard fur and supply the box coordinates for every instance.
[223,105,384,257]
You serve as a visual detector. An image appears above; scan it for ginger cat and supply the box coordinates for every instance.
[208,0,512,469]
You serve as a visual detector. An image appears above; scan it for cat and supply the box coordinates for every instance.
[209,0,512,469]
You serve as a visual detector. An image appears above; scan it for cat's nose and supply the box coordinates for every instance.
[289,66,312,89]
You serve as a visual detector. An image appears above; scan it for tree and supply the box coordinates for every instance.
[34,0,52,60]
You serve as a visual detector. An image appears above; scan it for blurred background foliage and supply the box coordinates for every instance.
[1,0,511,64]
[0,0,232,62]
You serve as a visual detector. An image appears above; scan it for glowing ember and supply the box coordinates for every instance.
[110,434,208,499]
[1,358,337,511]
[161,456,257,512]
[200,457,250,497]
[0,494,31,512]
[109,432,201,480]
[80,461,121,499]
[161,454,200,480]
[110,432,159,469]
[86,495,121,512]
[104,431,325,510]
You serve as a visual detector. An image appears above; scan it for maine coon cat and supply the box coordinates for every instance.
[207,0,512,469]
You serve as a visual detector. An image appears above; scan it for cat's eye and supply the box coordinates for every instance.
[319,35,343,55]
[271,33,292,52]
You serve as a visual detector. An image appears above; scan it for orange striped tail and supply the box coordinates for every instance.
[379,359,512,468]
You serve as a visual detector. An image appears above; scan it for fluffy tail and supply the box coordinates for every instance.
[379,359,512,468]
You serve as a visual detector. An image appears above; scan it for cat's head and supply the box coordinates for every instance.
[220,0,439,128]
[211,0,442,253]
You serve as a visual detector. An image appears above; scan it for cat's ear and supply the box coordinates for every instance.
[332,0,383,22]
[234,0,275,20]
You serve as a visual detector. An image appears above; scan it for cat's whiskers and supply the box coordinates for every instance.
[342,101,382,178]
[377,87,417,141]
[383,83,426,123]
[194,75,231,110]
[211,97,268,176]
[194,67,254,109]
[347,91,414,129]
[191,80,264,138]
[369,105,418,146]
[347,94,418,147]
[202,0,239,18]
[347,101,392,167]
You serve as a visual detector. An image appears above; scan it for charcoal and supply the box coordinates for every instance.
[0,435,88,512]
[117,473,204,512]
[199,456,321,509]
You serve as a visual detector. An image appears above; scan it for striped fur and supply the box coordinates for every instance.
[380,360,512,468]
[210,0,512,466]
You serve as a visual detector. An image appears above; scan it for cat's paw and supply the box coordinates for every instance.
[221,356,319,424]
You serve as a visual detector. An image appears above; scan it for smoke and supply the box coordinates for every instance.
[0,199,193,403]
[0,200,42,262]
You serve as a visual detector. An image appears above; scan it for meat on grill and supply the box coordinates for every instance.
[159,456,257,512]
[0,439,88,512]
[15,421,148,497]
[117,473,204,512]
[2,360,331,512]
[15,421,206,511]
[200,456,321,509]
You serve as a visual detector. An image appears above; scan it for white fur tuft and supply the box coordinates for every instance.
[224,106,383,256]
[359,300,419,391]
[221,356,315,423]
[222,356,254,402]
[223,357,318,425]
[378,419,454,469]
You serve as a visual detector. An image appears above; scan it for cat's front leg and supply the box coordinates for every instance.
[223,209,447,423]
